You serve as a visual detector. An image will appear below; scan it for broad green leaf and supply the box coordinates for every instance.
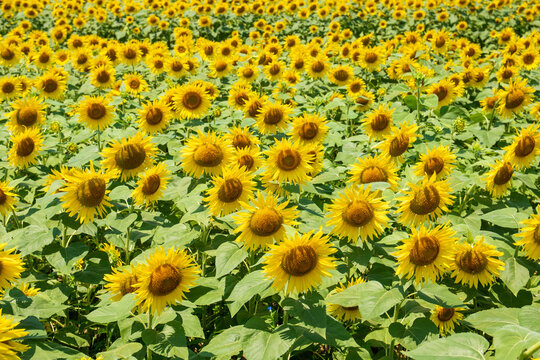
[86,294,137,324]
[389,318,439,350]
[198,325,244,358]
[67,145,101,167]
[242,329,292,360]
[148,321,188,359]
[43,242,89,275]
[282,294,327,337]
[424,94,439,109]
[180,309,205,339]
[500,257,529,295]
[98,343,143,360]
[465,308,520,334]
[227,270,272,316]
[406,333,489,360]
[492,325,540,360]
[215,241,248,278]
[21,340,85,360]
[417,283,466,307]
[480,208,526,228]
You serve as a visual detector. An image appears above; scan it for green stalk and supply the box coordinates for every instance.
[520,340,540,360]
[147,312,153,360]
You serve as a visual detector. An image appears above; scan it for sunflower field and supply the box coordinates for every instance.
[1,0,540,359]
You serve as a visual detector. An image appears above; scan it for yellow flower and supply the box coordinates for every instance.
[0,243,24,290]
[327,278,365,322]
[180,131,233,178]
[515,206,540,260]
[430,306,464,334]
[264,138,313,185]
[77,95,115,131]
[414,145,456,180]
[483,160,514,198]
[5,96,46,133]
[204,166,256,217]
[101,133,156,181]
[503,124,540,170]
[132,163,171,207]
[348,154,399,190]
[8,128,43,169]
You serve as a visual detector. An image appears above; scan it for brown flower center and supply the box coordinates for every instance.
[238,155,254,170]
[311,60,325,73]
[493,162,513,185]
[433,85,448,101]
[120,275,138,295]
[437,308,455,322]
[77,177,106,207]
[360,166,387,183]
[277,149,301,171]
[235,93,249,106]
[148,264,181,296]
[389,134,409,157]
[182,91,202,110]
[217,178,243,203]
[16,137,35,157]
[129,79,140,89]
[523,54,535,65]
[505,89,525,109]
[243,68,254,78]
[365,52,378,63]
[264,107,284,125]
[153,59,164,69]
[2,82,15,94]
[16,107,38,126]
[409,185,440,215]
[280,245,318,276]
[114,144,146,170]
[514,135,535,157]
[294,58,304,70]
[250,207,282,237]
[96,70,110,84]
[457,248,488,274]
[342,200,374,227]
[43,79,58,93]
[87,103,106,120]
[371,113,390,131]
[146,108,163,125]
[215,61,227,72]
[423,156,445,176]
[409,235,440,265]
[268,64,281,75]
[39,52,50,64]
[333,69,349,82]
[124,48,137,59]
[502,69,513,80]
[233,134,251,149]
[0,188,5,205]
[435,37,446,48]
[193,144,223,167]
[171,61,183,72]
[1,48,14,60]
[299,122,319,140]
[247,100,263,118]
[533,225,540,244]
[349,82,362,93]
[142,174,161,195]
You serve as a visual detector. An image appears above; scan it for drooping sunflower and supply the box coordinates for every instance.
[327,278,365,322]
[289,114,329,144]
[326,185,389,243]
[231,146,262,173]
[138,100,170,134]
[123,73,148,95]
[394,223,457,284]
[255,101,292,135]
[503,124,540,169]
[414,145,456,180]
[181,131,233,178]
[173,82,212,120]
[225,126,261,150]
[243,94,267,119]
[35,71,66,100]
[8,128,43,169]
[514,206,540,260]
[134,247,200,315]
[396,175,454,226]
[5,96,46,133]
[0,243,24,290]
[362,104,394,140]
[61,163,116,224]
[0,310,29,359]
[132,163,171,207]
[348,154,399,190]
[376,121,419,163]
[0,182,17,217]
[264,138,313,185]
[77,95,114,130]
[426,79,458,109]
[104,264,140,302]
[483,160,514,198]
[430,306,465,334]
[496,77,535,119]
[101,132,156,181]
[204,166,256,217]
[263,230,336,295]
[233,191,299,250]
[449,236,504,288]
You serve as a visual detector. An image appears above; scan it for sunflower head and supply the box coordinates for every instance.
[181,131,233,178]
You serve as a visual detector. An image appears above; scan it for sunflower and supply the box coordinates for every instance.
[396,175,454,226]
[306,55,330,79]
[134,247,200,315]
[0,310,29,359]
[358,47,385,72]
[0,243,24,290]
[394,223,457,284]
[0,76,19,100]
[123,73,148,95]
[327,278,365,322]
[264,138,313,185]
[520,48,539,70]
[289,114,329,144]
[101,132,156,181]
[132,163,171,207]
[205,166,256,217]
[514,205,540,260]
[328,65,354,86]
[60,163,116,224]
[225,126,261,150]
[376,121,419,163]
[77,95,115,131]
[90,64,116,89]
[8,128,43,169]
[231,146,262,173]
[180,131,233,178]
[237,63,259,83]
[138,100,170,134]
[414,146,456,180]
[0,43,21,67]
[209,59,232,78]
[0,182,17,217]
[227,83,253,109]
[353,89,375,111]
[264,59,285,82]
[243,94,267,119]
[430,306,465,334]
[449,236,504,288]
[326,185,389,243]
[120,43,142,65]
[255,101,292,135]
[173,82,212,120]
[346,78,365,97]
[5,96,45,133]
[166,57,187,79]
[426,79,458,109]
[305,143,325,177]
[503,124,540,169]
[496,77,535,119]
[35,71,66,100]
[233,191,299,250]
[262,230,336,295]
[483,160,514,198]
[362,104,394,140]
[496,66,518,84]
[104,264,140,301]
[348,154,399,190]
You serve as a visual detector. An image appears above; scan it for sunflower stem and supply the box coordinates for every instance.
[10,209,21,229]
[147,312,153,360]
[416,78,422,123]
[520,340,540,360]
[459,185,475,215]
[96,128,102,152]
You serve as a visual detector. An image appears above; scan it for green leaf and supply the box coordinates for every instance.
[227,270,272,316]
[417,283,465,307]
[282,294,327,337]
[242,329,292,360]
[492,325,540,360]
[406,333,489,360]
[21,340,85,360]
[67,145,101,167]
[424,94,439,109]
[465,308,520,334]
[180,309,205,339]
[389,318,439,350]
[480,208,526,228]
[215,241,248,278]
[43,242,89,274]
[108,185,132,201]
[500,257,529,295]
[199,325,244,358]
[86,294,137,324]
[98,343,143,360]
[148,321,188,358]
